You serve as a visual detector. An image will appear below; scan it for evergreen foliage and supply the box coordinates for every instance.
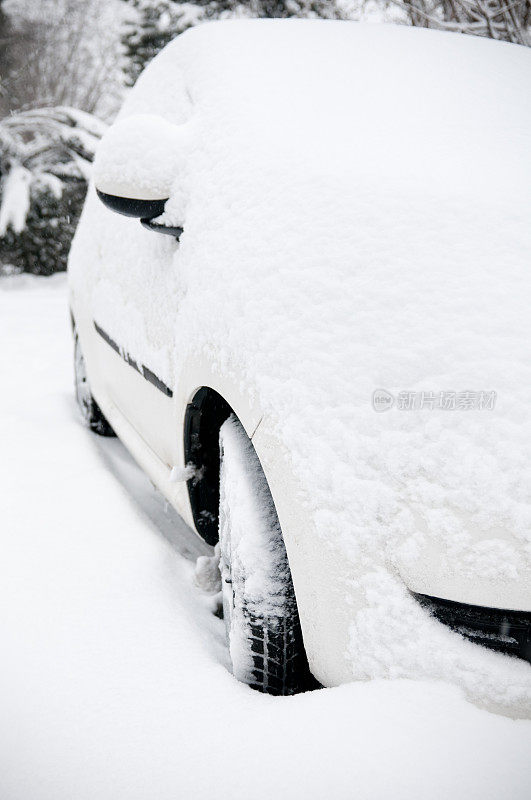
[0,107,105,275]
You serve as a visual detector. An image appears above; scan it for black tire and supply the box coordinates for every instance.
[74,331,115,437]
[218,415,314,695]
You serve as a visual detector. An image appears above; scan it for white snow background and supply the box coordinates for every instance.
[1,274,530,799]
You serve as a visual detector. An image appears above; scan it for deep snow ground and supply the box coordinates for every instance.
[0,275,530,800]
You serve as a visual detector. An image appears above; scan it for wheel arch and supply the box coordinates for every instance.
[182,388,332,687]
[182,386,294,552]
[183,387,233,546]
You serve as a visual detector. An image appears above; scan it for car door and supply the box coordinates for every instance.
[88,215,181,469]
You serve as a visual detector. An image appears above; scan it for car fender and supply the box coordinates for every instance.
[250,416,357,687]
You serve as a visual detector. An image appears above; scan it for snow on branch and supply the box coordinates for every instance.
[0,106,106,274]
[388,0,530,45]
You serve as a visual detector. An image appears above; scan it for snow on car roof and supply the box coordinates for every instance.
[70,21,531,713]
[128,19,529,203]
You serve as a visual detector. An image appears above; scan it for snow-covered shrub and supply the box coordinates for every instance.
[0,107,105,276]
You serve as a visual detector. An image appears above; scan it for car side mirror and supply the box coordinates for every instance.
[93,114,186,239]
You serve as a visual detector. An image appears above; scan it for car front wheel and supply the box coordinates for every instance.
[218,415,314,695]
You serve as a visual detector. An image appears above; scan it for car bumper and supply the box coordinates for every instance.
[415,593,531,664]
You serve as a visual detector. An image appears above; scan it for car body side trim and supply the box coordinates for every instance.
[93,320,173,398]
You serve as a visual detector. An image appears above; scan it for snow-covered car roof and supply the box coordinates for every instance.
[120,19,529,201]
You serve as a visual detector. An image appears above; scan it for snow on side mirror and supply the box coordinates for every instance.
[93,114,186,236]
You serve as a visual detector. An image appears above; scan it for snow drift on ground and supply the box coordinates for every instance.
[69,20,531,713]
[1,275,531,799]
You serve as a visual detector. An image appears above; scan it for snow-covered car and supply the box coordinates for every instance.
[68,20,531,701]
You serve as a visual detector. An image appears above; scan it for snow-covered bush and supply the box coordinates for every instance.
[0,107,105,276]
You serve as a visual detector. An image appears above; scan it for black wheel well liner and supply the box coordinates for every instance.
[184,387,232,546]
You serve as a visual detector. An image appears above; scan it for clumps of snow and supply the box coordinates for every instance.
[194,543,222,594]
[0,165,31,236]
[93,113,193,209]
[34,171,63,200]
[0,262,23,278]
[169,463,198,483]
